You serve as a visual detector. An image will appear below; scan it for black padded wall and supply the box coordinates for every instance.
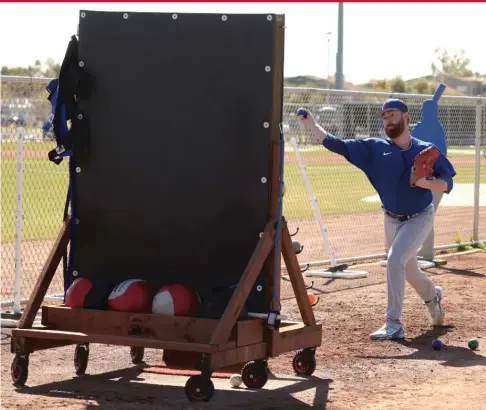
[71,10,284,311]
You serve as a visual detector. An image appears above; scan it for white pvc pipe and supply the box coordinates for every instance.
[280,240,486,270]
[13,127,25,315]
[473,99,482,241]
[290,137,338,267]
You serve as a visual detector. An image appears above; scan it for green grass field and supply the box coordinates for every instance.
[1,142,484,244]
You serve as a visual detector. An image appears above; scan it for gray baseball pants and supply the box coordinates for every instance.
[384,204,438,324]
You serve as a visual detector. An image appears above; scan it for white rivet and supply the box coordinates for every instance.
[267,15,273,21]
[259,232,263,238]
[261,177,267,184]
[265,66,271,72]
[81,12,86,18]
[75,218,80,225]
[72,270,79,277]
[222,15,227,21]
[123,13,128,19]
[257,285,263,292]
[263,122,269,128]
[79,61,84,68]
[172,14,178,20]
[77,114,83,120]
[76,167,81,173]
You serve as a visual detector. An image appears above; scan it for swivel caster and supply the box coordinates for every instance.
[241,359,269,389]
[130,346,144,364]
[74,344,89,375]
[184,375,215,402]
[292,349,316,376]
[11,354,29,386]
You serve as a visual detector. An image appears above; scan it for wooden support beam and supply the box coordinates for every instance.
[12,328,218,353]
[281,221,316,326]
[18,217,71,329]
[210,220,275,348]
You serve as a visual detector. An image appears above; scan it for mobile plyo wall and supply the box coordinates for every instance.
[10,10,322,402]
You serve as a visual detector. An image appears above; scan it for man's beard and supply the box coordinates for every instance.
[385,118,405,139]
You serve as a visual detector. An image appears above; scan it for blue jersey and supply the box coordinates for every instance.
[323,134,456,215]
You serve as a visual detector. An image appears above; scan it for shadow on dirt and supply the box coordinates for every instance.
[358,326,485,368]
[11,366,334,409]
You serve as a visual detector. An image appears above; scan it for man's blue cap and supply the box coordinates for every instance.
[380,98,408,116]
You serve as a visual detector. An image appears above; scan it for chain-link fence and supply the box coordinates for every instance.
[1,75,485,311]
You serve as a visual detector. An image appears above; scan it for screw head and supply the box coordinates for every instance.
[261,177,267,184]
[265,66,271,72]
[77,114,83,120]
[76,167,81,173]
[123,13,128,19]
[72,270,79,277]
[81,12,86,18]
[263,122,269,128]
[79,61,84,68]
[172,14,178,20]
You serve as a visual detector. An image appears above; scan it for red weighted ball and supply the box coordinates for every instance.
[108,279,154,313]
[65,278,93,308]
[152,284,200,316]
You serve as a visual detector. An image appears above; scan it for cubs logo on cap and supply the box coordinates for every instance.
[380,99,408,116]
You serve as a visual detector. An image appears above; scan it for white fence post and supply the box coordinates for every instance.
[14,126,25,315]
[473,98,482,241]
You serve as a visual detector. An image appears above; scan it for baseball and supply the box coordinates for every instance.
[468,339,479,351]
[229,373,242,388]
[431,339,443,350]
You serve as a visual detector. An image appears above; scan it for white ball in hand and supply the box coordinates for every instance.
[229,373,242,388]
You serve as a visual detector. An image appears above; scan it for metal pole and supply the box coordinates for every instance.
[13,126,25,315]
[326,32,332,89]
[335,3,344,90]
[473,98,482,241]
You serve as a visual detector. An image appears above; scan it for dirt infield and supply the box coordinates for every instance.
[1,250,485,409]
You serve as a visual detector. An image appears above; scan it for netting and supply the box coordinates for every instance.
[1,76,484,309]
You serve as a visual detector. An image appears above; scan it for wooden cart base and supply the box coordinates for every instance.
[10,188,323,402]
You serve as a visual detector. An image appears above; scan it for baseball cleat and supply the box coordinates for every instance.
[425,286,444,326]
[370,321,405,340]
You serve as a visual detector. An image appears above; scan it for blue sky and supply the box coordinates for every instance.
[1,2,485,84]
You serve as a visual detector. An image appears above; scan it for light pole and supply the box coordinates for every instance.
[326,31,332,89]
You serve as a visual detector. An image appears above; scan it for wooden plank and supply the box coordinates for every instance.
[210,220,275,348]
[11,328,218,353]
[270,324,322,357]
[235,319,264,347]
[11,337,74,354]
[18,217,71,329]
[266,141,282,314]
[281,223,316,326]
[211,342,267,370]
[42,306,220,343]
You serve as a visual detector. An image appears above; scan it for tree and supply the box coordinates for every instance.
[390,76,406,93]
[1,59,60,78]
[431,48,473,77]
[414,79,429,94]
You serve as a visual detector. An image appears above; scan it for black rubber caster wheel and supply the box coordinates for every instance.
[11,354,29,386]
[292,349,316,376]
[74,344,89,375]
[184,375,215,402]
[130,346,145,364]
[241,360,269,389]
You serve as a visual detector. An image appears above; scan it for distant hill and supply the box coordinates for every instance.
[284,74,472,96]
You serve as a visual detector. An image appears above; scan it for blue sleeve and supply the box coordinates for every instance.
[433,154,456,194]
[322,134,373,173]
